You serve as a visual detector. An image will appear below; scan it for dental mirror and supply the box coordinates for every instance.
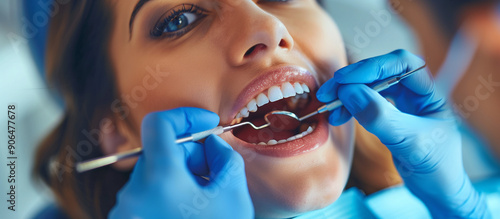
[264,110,302,131]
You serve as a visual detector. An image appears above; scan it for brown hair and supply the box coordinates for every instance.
[34,1,130,218]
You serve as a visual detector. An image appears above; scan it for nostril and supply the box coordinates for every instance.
[244,44,267,58]
[244,46,256,57]
[279,39,287,48]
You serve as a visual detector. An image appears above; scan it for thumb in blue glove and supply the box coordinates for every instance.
[109,107,254,219]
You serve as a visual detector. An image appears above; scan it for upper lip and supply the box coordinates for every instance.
[227,65,317,123]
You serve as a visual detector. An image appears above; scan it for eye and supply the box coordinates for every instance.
[151,4,207,38]
[165,13,196,32]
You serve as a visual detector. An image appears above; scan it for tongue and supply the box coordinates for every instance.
[233,117,297,144]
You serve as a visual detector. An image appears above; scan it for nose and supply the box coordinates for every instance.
[222,4,294,66]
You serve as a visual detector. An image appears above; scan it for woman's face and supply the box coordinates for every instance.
[109,0,354,217]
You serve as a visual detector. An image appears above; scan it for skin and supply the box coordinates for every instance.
[392,0,500,159]
[105,0,354,218]
[349,121,402,194]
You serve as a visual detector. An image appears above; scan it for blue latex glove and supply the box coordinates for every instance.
[109,107,254,219]
[317,50,490,218]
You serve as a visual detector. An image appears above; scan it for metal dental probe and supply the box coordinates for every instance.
[296,64,428,122]
[76,64,426,173]
[76,115,278,173]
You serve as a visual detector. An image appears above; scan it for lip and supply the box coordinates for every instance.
[225,65,328,157]
[229,65,317,121]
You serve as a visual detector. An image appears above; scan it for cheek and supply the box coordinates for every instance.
[288,10,347,82]
[113,52,224,125]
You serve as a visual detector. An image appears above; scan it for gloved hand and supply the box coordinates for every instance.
[317,50,490,218]
[109,107,254,219]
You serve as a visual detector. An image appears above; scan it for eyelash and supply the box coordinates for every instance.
[150,1,296,39]
[150,4,208,39]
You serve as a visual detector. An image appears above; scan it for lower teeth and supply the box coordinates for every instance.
[254,125,315,146]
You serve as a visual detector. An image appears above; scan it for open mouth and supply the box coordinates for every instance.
[231,81,322,145]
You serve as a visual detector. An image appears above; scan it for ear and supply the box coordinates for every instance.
[99,116,140,171]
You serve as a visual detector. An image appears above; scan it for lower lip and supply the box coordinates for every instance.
[230,116,329,157]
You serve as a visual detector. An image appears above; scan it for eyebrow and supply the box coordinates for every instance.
[129,0,152,38]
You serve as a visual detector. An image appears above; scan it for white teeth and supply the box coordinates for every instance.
[233,82,312,121]
[294,82,304,94]
[281,82,296,98]
[247,99,258,112]
[267,140,278,145]
[301,84,310,93]
[240,107,249,118]
[268,86,284,102]
[255,126,316,146]
[256,93,269,107]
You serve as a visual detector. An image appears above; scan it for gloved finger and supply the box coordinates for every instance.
[182,142,209,176]
[397,68,448,115]
[153,107,220,135]
[334,49,426,85]
[398,66,434,95]
[316,77,341,103]
[128,155,147,184]
[327,107,352,126]
[337,84,407,145]
[395,85,447,116]
[110,158,147,218]
[204,135,248,191]
[194,175,210,186]
[377,75,446,116]
[141,107,219,176]
[334,50,443,115]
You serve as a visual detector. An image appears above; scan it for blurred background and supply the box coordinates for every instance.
[0,0,483,218]
[0,0,63,219]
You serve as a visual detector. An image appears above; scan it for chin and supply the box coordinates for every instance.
[223,120,354,219]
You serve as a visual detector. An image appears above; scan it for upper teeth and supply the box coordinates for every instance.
[236,82,310,119]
